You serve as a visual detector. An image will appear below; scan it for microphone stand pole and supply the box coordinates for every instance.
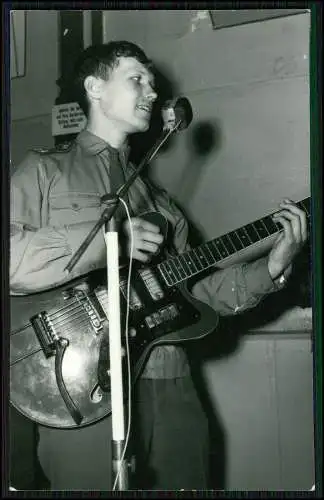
[104,212,128,490]
[63,121,181,491]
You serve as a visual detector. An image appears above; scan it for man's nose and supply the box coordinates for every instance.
[146,86,158,102]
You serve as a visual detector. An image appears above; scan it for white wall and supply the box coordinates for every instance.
[204,333,314,490]
[11,10,58,165]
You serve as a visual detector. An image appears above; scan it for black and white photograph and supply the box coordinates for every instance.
[4,5,321,494]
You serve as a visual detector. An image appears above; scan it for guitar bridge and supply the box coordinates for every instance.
[31,312,58,358]
[144,303,179,329]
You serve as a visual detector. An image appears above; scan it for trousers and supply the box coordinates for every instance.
[37,376,209,490]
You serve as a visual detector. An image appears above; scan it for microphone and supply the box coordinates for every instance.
[162,96,193,132]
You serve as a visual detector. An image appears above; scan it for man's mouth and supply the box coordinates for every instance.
[137,104,152,115]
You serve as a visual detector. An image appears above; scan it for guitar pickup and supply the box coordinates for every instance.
[74,289,103,333]
[119,279,142,310]
[138,268,164,301]
[144,304,179,329]
[31,312,58,358]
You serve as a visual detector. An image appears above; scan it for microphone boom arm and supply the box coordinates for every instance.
[64,119,182,274]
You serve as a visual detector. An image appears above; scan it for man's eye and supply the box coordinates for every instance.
[131,76,141,83]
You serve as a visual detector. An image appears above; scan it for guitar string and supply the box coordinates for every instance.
[46,284,136,323]
[7,221,288,336]
[10,317,94,365]
[161,201,310,278]
[11,200,311,337]
[49,307,90,328]
[49,300,87,321]
[49,316,94,337]
[11,346,43,364]
[11,287,122,336]
[10,203,136,369]
[10,288,111,338]
[11,304,114,365]
[13,210,276,334]
[40,279,141,332]
[161,203,312,283]
[10,200,311,372]
[7,226,290,336]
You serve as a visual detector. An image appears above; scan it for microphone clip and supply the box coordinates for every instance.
[161,96,193,132]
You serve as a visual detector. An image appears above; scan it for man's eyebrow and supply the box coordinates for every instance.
[128,69,155,86]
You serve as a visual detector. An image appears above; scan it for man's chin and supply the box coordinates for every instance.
[133,120,150,133]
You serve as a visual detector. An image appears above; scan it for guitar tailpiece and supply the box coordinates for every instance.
[54,337,84,425]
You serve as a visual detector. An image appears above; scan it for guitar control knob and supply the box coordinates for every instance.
[129,328,137,337]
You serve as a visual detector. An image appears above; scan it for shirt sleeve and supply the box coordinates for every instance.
[10,152,106,294]
[191,256,281,316]
[156,187,284,316]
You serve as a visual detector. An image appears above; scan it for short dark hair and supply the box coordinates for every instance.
[71,41,153,116]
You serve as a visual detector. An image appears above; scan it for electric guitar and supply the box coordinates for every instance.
[10,198,310,429]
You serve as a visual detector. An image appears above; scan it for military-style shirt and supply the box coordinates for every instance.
[10,129,282,378]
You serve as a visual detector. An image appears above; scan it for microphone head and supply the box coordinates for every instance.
[162,96,193,131]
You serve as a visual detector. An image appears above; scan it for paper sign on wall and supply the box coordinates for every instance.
[52,102,87,136]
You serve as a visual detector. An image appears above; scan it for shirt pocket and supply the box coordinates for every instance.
[48,192,102,226]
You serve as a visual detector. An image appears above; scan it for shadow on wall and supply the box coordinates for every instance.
[177,119,223,207]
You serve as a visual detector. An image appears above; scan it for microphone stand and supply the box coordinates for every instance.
[64,120,182,491]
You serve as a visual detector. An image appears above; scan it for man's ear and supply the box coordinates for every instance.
[84,75,103,102]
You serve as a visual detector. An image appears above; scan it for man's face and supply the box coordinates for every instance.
[96,56,157,134]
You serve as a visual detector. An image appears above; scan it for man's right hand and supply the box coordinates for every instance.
[122,217,164,262]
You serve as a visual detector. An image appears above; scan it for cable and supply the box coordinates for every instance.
[110,197,134,491]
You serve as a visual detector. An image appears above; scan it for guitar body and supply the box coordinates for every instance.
[10,276,111,429]
[10,197,310,429]
[10,212,219,429]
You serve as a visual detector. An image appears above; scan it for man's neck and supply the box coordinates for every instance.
[86,117,127,151]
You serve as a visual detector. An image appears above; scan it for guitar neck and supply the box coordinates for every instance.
[158,197,311,287]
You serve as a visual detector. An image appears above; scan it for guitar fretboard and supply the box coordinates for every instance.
[158,198,310,287]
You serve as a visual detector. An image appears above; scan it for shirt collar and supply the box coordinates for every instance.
[76,129,130,164]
